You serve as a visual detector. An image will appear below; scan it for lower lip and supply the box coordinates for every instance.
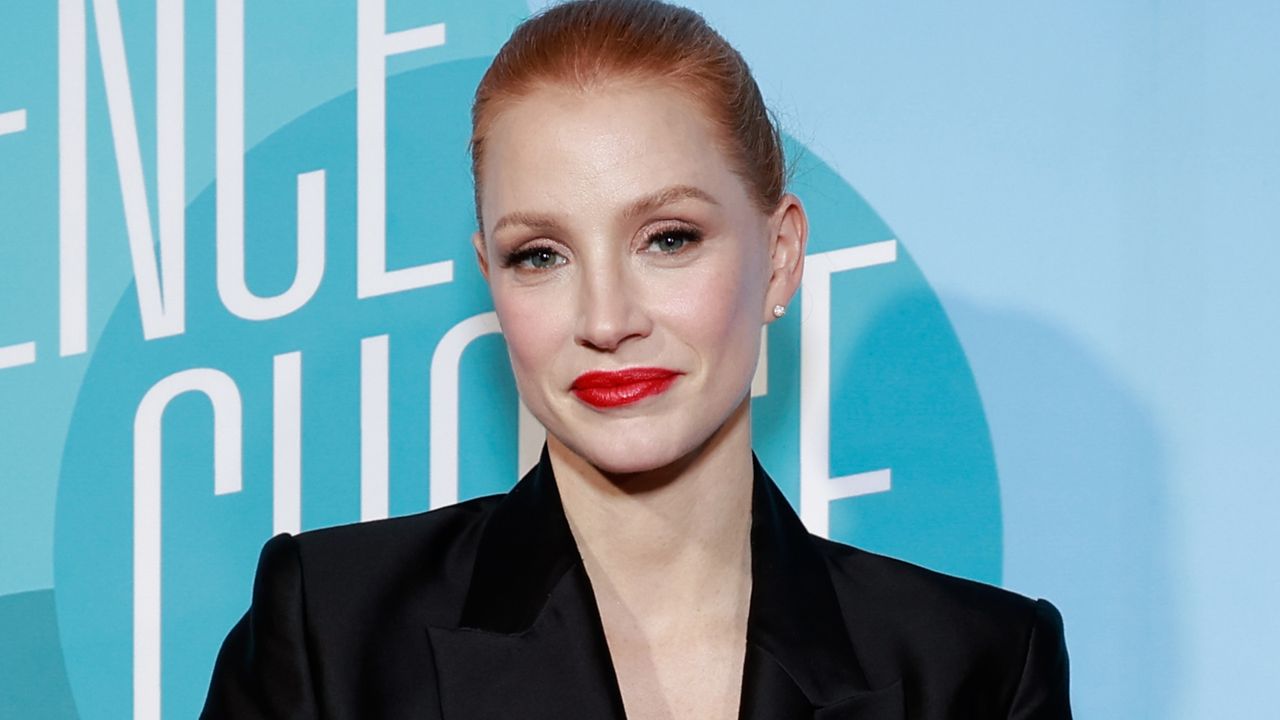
[572,374,679,409]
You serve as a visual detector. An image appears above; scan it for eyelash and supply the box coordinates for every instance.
[644,227,703,255]
[501,226,704,271]
[502,245,565,271]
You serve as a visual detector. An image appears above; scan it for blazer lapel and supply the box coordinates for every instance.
[426,447,901,719]
[739,455,904,720]
[425,447,627,720]
[738,646,904,720]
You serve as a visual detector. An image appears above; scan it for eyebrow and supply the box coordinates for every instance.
[489,184,719,236]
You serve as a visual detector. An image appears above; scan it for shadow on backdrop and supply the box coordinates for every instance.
[947,298,1180,718]
[0,590,79,718]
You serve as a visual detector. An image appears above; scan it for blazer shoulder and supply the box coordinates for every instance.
[813,537,1067,693]
[278,494,504,626]
[292,493,501,564]
[204,496,507,717]
[814,536,1042,622]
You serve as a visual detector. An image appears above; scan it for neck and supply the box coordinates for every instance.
[548,398,754,620]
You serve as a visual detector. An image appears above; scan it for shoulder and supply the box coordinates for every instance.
[289,493,500,571]
[205,497,507,715]
[257,494,505,628]
[815,535,1044,626]
[813,536,1070,715]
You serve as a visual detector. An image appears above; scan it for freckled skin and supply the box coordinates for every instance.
[473,82,786,475]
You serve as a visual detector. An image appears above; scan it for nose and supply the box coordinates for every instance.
[574,260,652,352]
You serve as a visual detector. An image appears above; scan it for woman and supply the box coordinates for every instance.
[202,1,1071,718]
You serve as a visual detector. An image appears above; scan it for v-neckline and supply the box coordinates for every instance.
[425,445,885,719]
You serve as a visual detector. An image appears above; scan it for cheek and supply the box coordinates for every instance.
[657,244,767,354]
[491,286,572,387]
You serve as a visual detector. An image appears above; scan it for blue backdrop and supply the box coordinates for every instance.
[1,2,1276,718]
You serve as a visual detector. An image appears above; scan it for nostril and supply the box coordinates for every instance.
[575,317,626,352]
[575,311,640,353]
[573,268,653,352]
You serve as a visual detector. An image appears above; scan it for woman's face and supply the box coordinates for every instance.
[474,81,803,475]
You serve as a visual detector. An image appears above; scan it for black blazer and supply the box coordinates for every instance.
[202,449,1071,719]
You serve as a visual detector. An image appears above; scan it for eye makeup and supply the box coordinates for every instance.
[642,223,704,255]
[501,244,566,271]
[497,220,707,273]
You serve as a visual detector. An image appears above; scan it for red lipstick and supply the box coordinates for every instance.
[571,367,681,409]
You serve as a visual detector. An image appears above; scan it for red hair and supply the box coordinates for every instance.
[470,0,786,223]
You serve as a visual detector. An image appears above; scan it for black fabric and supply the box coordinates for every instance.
[202,447,1072,719]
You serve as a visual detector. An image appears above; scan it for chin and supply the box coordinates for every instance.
[557,426,700,477]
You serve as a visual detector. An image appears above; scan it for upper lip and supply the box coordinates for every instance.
[571,367,680,389]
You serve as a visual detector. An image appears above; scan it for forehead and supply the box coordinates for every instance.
[478,81,747,225]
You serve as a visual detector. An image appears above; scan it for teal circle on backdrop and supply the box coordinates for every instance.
[54,57,999,718]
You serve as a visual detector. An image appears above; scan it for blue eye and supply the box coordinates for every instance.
[646,229,700,254]
[506,246,566,270]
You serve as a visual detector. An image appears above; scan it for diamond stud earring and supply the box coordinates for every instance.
[772,304,787,318]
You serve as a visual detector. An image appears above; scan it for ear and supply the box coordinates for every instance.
[471,230,491,282]
[763,193,808,322]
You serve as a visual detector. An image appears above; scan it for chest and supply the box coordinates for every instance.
[600,609,749,720]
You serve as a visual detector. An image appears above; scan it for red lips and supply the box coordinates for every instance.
[571,367,681,409]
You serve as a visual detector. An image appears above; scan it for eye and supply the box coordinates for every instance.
[505,245,567,271]
[645,228,701,255]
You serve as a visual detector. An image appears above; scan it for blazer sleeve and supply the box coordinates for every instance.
[1006,598,1073,720]
[200,533,321,719]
